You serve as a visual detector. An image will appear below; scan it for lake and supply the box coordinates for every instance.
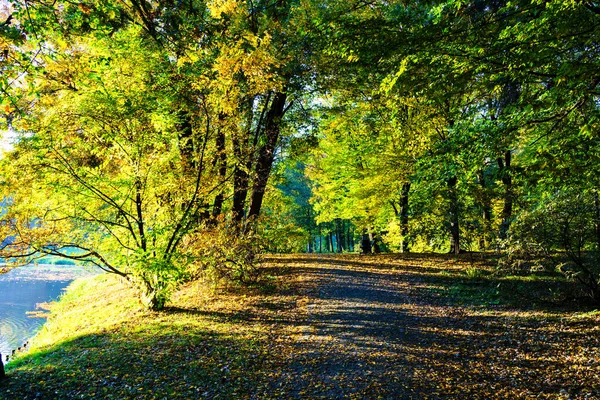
[0,264,98,362]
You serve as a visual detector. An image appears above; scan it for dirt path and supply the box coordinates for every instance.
[261,255,600,399]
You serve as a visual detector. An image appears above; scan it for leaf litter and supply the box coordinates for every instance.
[0,254,598,399]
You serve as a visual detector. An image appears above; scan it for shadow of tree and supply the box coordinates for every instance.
[0,254,597,399]
[0,322,268,399]
[263,254,585,312]
[257,255,599,398]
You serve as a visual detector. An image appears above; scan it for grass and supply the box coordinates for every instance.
[0,253,598,399]
[0,273,292,399]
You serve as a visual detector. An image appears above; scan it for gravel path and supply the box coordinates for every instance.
[266,256,441,398]
[284,262,416,398]
[262,255,600,399]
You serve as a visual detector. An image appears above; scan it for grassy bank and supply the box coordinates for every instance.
[0,268,304,399]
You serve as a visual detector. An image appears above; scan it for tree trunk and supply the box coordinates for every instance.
[491,81,519,240]
[336,219,344,252]
[372,232,381,253]
[247,91,287,220]
[135,178,147,252]
[400,182,411,253]
[448,176,460,255]
[232,97,257,225]
[346,224,352,251]
[477,169,492,250]
[211,116,227,219]
[594,189,600,252]
[329,231,335,253]
[361,231,372,254]
[177,111,195,172]
[318,225,322,253]
[141,281,167,311]
[498,150,513,240]
[231,135,250,224]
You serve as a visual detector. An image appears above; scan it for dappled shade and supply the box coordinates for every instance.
[1,255,598,398]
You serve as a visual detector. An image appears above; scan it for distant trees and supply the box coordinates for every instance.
[304,0,600,300]
[306,92,433,253]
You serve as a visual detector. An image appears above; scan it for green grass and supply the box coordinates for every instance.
[437,271,575,308]
[1,274,275,399]
[412,254,581,309]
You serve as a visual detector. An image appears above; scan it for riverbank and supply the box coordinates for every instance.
[0,262,304,398]
[0,254,598,398]
[0,264,98,360]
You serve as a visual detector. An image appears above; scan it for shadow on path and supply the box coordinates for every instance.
[264,256,600,399]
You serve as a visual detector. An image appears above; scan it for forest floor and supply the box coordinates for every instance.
[0,254,599,399]
[261,254,600,399]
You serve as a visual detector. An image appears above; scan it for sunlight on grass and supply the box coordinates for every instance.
[2,273,279,398]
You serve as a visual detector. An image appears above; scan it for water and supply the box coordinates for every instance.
[0,264,98,362]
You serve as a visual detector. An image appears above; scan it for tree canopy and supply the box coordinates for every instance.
[1,0,599,306]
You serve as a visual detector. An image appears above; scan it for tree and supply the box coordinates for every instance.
[0,0,330,308]
[0,25,213,309]
[307,91,434,253]
[307,0,600,257]
[258,161,313,253]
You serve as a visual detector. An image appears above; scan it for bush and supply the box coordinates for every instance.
[501,190,600,304]
[257,215,309,253]
[183,222,264,287]
[128,253,187,310]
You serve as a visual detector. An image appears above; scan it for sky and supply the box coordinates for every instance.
[0,130,15,157]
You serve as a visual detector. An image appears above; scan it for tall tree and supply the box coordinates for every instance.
[0,0,322,307]
[0,25,208,309]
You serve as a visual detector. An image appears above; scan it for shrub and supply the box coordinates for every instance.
[183,222,264,287]
[502,190,600,304]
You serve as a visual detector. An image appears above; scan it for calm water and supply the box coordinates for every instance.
[0,265,97,362]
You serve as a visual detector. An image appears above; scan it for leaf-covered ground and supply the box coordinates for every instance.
[1,254,599,399]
